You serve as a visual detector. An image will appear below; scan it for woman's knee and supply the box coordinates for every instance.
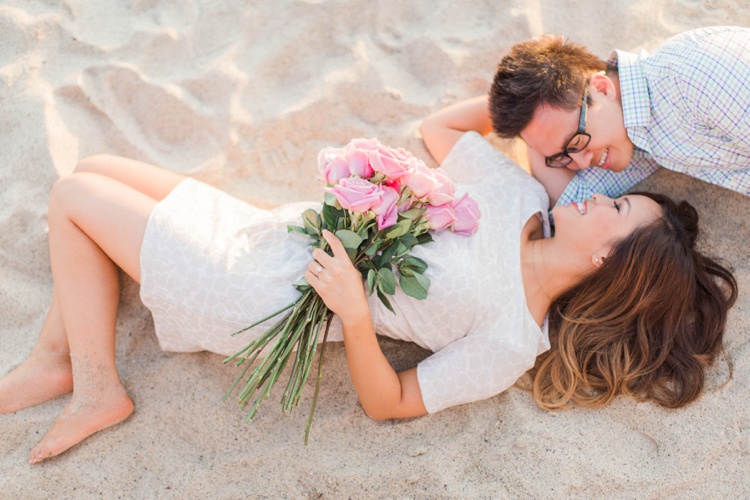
[49,173,100,214]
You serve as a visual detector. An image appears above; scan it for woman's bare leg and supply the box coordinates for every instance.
[25,172,156,464]
[0,155,182,415]
[0,291,73,414]
[74,154,186,201]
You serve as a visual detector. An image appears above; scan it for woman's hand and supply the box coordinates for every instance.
[307,231,427,420]
[305,230,369,325]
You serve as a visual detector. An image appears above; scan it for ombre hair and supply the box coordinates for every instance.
[531,193,738,410]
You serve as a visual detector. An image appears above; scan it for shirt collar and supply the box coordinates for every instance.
[612,49,652,128]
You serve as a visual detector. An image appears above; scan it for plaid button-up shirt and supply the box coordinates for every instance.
[557,26,750,205]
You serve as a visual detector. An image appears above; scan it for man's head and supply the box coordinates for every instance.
[489,36,634,172]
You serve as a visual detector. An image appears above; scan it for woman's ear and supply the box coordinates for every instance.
[588,72,616,99]
[591,249,608,268]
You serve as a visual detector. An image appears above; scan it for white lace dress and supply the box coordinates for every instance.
[139,132,551,413]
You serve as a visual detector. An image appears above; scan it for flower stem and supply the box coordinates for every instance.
[305,310,333,445]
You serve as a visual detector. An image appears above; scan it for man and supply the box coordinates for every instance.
[421,26,750,207]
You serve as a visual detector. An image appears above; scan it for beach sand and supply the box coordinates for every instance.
[1,0,748,497]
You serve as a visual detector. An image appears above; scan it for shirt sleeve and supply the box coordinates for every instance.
[556,149,660,206]
[416,329,539,413]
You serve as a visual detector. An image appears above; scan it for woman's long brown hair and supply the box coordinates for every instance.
[531,193,738,410]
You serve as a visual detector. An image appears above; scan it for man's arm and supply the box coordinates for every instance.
[420,96,493,164]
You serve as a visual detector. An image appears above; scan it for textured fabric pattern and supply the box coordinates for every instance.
[558,26,750,205]
[139,132,551,414]
[557,149,660,206]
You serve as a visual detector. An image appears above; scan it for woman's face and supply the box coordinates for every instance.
[552,194,662,263]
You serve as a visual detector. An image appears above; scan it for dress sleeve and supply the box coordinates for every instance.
[416,328,539,413]
[556,149,660,206]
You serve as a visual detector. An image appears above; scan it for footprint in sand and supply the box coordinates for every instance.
[68,64,224,169]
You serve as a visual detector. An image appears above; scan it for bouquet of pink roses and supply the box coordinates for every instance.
[223,138,480,443]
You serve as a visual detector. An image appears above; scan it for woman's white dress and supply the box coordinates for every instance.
[139,132,551,413]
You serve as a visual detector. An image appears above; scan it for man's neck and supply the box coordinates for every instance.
[607,69,623,105]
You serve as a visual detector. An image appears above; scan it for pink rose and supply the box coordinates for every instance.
[343,139,376,178]
[369,144,413,180]
[424,203,457,232]
[317,147,351,184]
[384,176,402,192]
[322,156,352,185]
[452,193,481,235]
[403,160,439,199]
[428,169,456,206]
[372,186,399,230]
[326,177,384,212]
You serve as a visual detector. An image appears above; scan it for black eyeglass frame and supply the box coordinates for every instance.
[544,87,592,168]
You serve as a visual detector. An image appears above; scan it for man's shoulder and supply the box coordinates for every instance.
[651,26,750,63]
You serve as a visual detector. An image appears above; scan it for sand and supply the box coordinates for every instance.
[1,0,749,497]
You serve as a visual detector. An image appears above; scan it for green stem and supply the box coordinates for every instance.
[304,310,333,445]
[228,300,297,338]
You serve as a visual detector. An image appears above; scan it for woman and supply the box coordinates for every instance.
[0,116,737,465]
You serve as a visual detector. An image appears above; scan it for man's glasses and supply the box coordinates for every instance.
[544,87,591,168]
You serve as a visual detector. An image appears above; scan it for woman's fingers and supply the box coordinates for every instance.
[322,230,348,259]
[311,230,353,270]
[307,261,324,276]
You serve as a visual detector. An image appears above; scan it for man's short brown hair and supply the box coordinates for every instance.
[489,35,607,138]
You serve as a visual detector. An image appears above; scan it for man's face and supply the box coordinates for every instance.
[520,76,635,173]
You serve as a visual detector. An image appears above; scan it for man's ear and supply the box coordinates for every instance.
[588,72,616,99]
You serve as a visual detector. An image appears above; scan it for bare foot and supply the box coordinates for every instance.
[28,389,134,464]
[0,353,73,414]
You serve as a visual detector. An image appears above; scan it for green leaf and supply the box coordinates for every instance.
[364,240,383,257]
[385,219,412,239]
[321,203,342,231]
[335,229,363,251]
[397,233,418,248]
[324,192,340,207]
[377,267,397,295]
[302,209,321,236]
[416,232,433,245]
[413,271,431,292]
[399,256,428,275]
[293,276,311,292]
[357,220,375,240]
[399,275,428,300]
[366,268,377,295]
[376,289,395,314]
[287,224,307,235]
[378,241,399,266]
[394,242,410,259]
[399,208,423,219]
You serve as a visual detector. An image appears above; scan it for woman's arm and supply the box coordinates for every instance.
[420,95,493,164]
[306,231,428,420]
